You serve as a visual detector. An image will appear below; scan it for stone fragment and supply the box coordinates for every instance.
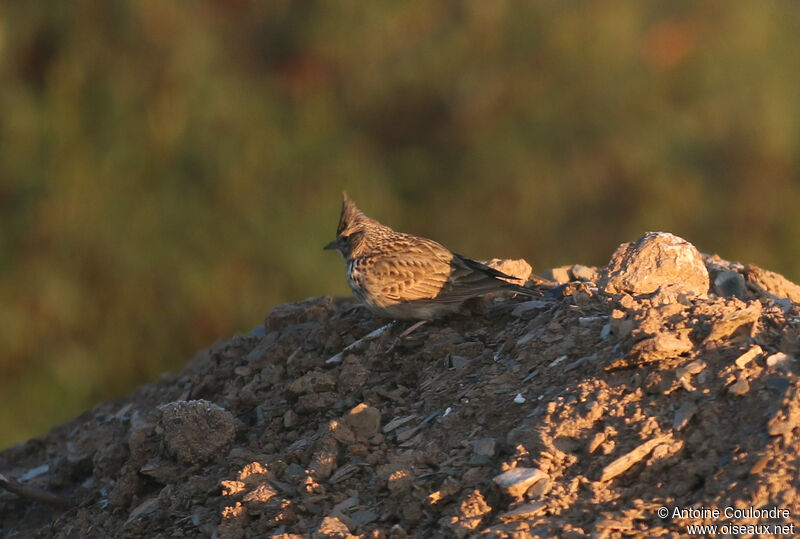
[242,483,277,503]
[600,324,612,339]
[312,516,355,539]
[511,300,549,318]
[714,271,748,299]
[444,489,492,537]
[382,415,417,433]
[492,467,548,498]
[600,433,672,482]
[159,400,236,464]
[728,375,750,396]
[450,355,470,369]
[672,402,697,431]
[676,360,706,380]
[766,352,794,373]
[343,403,381,439]
[743,265,800,302]
[549,266,572,284]
[705,303,762,342]
[289,371,336,395]
[296,392,338,413]
[571,265,600,282]
[498,501,546,522]
[602,232,709,297]
[588,432,607,453]
[265,296,333,332]
[126,496,159,525]
[630,332,693,359]
[351,509,379,525]
[735,345,763,369]
[473,438,497,457]
[337,356,368,393]
[483,258,533,284]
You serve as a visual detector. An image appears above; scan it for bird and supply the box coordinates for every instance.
[324,193,535,320]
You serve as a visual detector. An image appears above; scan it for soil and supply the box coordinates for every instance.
[2,239,800,538]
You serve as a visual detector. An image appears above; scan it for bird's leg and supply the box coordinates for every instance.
[398,320,427,339]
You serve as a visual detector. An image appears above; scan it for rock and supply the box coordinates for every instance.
[242,483,277,503]
[766,352,794,373]
[312,516,355,539]
[483,258,533,284]
[599,433,672,482]
[601,232,709,297]
[547,266,572,284]
[337,356,368,393]
[728,375,750,396]
[284,409,298,428]
[351,509,379,525]
[492,467,548,498]
[265,296,334,332]
[444,489,492,537]
[511,300,549,317]
[744,265,800,302]
[343,403,381,439]
[159,400,236,464]
[735,345,763,369]
[289,371,337,395]
[629,331,693,361]
[296,392,338,413]
[571,265,600,282]
[704,303,762,342]
[450,355,470,369]
[713,271,748,299]
[675,360,706,380]
[473,438,497,457]
[498,501,546,522]
[672,402,697,431]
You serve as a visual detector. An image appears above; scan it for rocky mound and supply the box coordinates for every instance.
[2,232,799,538]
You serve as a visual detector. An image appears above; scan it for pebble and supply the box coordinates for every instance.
[705,303,762,342]
[600,324,612,339]
[511,300,548,318]
[351,509,380,525]
[713,270,748,298]
[344,403,381,439]
[672,402,697,431]
[450,355,470,369]
[571,265,599,282]
[19,464,49,482]
[498,501,547,522]
[600,433,672,482]
[676,360,706,380]
[766,352,794,373]
[473,438,497,457]
[513,393,526,404]
[549,355,566,368]
[492,467,548,498]
[382,415,417,434]
[728,375,750,396]
[734,345,762,369]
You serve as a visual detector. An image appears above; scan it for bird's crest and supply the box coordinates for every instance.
[337,192,367,236]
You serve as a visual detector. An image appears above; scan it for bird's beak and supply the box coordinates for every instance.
[323,239,339,251]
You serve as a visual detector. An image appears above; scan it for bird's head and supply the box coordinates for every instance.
[324,192,371,257]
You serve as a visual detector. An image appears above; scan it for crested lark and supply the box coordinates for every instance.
[324,193,534,320]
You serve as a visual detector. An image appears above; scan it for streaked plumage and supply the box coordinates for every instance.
[324,193,534,320]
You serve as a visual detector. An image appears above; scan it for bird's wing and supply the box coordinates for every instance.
[363,236,527,304]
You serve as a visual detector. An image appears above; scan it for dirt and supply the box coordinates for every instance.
[2,233,800,538]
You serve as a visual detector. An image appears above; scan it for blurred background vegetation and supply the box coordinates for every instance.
[1,1,799,448]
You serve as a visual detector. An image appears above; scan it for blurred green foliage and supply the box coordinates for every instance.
[1,1,799,448]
